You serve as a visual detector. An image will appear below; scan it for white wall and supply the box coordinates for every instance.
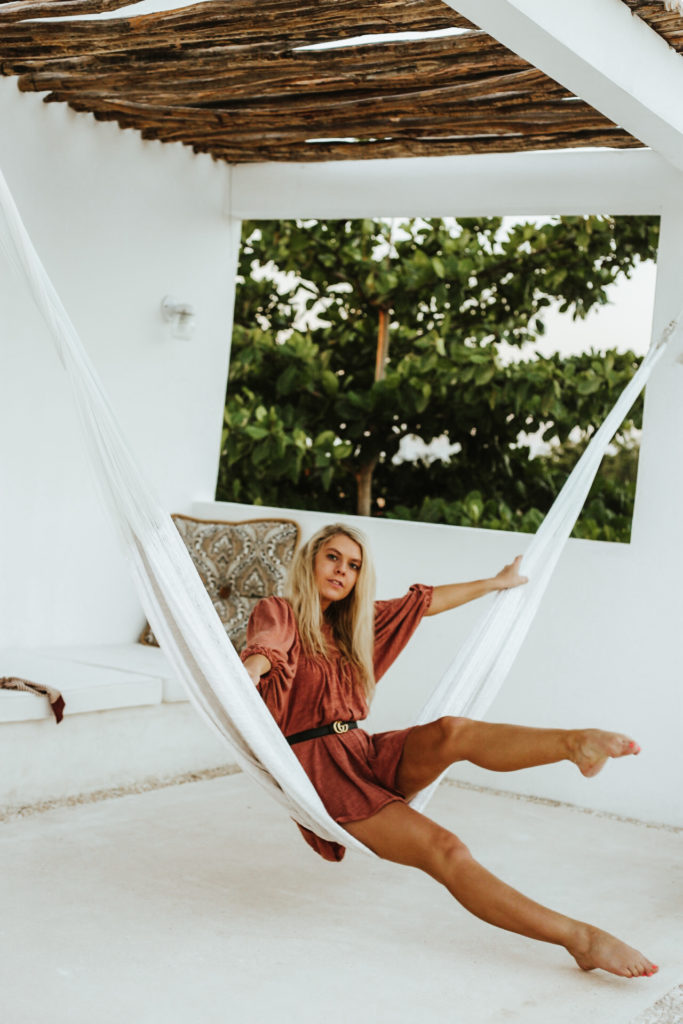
[0,80,240,646]
[2,76,681,827]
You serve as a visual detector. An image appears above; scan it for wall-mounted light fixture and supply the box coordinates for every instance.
[161,295,196,340]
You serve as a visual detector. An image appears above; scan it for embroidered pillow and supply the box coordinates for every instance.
[138,516,299,652]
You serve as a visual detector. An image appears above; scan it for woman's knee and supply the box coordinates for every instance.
[425,827,473,879]
[434,715,471,757]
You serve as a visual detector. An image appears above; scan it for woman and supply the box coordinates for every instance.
[242,522,657,979]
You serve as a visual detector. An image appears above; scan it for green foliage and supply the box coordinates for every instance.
[217,216,659,541]
[385,440,639,542]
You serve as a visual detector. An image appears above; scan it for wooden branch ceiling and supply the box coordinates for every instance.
[0,0,680,164]
[622,0,683,46]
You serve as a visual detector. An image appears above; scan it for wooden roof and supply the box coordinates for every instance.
[622,0,683,46]
[0,0,681,163]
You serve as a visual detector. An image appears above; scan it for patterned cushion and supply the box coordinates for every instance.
[138,516,299,652]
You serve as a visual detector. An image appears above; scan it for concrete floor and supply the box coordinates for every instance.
[1,774,681,1024]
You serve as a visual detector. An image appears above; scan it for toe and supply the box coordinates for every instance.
[617,735,640,757]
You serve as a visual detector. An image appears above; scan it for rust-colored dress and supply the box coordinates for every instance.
[241,584,433,862]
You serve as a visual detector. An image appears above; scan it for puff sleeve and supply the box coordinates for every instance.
[373,584,433,682]
[241,596,300,706]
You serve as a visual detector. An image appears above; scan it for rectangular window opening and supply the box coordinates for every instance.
[217,214,660,545]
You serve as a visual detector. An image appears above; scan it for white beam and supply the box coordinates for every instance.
[447,0,683,172]
[230,149,681,220]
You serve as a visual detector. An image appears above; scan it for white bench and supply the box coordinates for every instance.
[0,644,232,807]
[0,644,184,722]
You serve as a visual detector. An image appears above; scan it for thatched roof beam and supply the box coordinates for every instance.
[0,0,472,23]
[4,31,492,74]
[198,132,641,163]
[135,108,622,146]
[0,0,131,21]
[21,54,544,110]
[0,42,301,75]
[0,0,472,51]
[31,76,555,113]
[26,65,553,116]
[12,32,519,94]
[79,110,615,144]
[44,69,571,126]
[11,34,529,97]
[52,87,624,148]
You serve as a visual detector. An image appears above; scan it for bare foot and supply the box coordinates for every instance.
[567,924,658,978]
[569,729,641,778]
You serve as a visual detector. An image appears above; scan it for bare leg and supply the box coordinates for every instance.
[345,801,657,978]
[396,717,640,799]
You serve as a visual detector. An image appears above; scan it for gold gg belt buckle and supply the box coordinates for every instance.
[332,720,349,734]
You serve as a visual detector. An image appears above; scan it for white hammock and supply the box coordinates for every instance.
[0,166,674,853]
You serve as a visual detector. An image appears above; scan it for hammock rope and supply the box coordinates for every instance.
[0,165,676,851]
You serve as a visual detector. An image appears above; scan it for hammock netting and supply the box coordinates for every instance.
[0,166,675,853]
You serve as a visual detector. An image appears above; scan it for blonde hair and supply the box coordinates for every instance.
[285,523,376,701]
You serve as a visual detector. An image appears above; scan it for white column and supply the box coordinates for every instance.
[631,197,683,551]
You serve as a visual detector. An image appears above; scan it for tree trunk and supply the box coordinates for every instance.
[375,306,391,381]
[355,457,378,517]
[354,306,391,515]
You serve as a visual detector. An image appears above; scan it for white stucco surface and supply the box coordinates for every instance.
[231,149,682,220]
[2,69,683,830]
[0,79,238,646]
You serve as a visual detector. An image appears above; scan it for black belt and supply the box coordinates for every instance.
[286,720,358,746]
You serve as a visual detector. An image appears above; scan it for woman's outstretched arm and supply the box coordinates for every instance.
[424,555,528,617]
[243,653,272,685]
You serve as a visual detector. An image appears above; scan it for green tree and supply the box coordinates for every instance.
[218,216,658,540]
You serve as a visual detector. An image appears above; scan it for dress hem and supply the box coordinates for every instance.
[334,793,406,826]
